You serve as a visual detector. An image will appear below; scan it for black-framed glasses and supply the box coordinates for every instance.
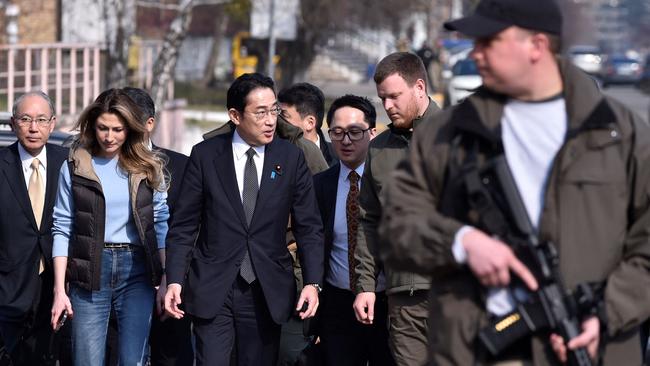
[247,106,281,121]
[15,115,54,126]
[328,127,370,141]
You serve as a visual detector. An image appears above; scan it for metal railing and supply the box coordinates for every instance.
[0,43,102,121]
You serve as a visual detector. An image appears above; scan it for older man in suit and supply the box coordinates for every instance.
[164,73,323,365]
[0,91,68,365]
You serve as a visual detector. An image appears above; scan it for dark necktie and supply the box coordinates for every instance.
[347,170,360,290]
[240,148,258,283]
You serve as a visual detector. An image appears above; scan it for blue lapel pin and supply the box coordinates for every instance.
[271,164,282,179]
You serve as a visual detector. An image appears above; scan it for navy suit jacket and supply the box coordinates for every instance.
[312,163,341,279]
[0,143,67,322]
[154,145,188,218]
[165,131,324,323]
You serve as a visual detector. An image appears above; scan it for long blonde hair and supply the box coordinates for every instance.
[73,88,168,191]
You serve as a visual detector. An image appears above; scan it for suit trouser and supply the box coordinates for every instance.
[149,312,195,366]
[320,284,394,366]
[387,290,429,366]
[0,271,72,366]
[192,276,281,366]
[69,248,154,366]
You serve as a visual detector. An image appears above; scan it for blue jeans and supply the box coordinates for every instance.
[69,248,155,366]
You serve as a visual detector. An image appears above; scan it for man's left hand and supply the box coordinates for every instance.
[549,316,600,363]
[296,285,319,319]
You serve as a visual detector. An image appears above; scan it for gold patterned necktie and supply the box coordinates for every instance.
[347,170,360,290]
[28,158,45,274]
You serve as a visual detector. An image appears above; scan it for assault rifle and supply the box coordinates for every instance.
[464,155,597,366]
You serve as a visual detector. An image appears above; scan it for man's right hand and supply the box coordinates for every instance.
[51,288,73,330]
[353,292,376,324]
[164,283,185,319]
[462,228,538,291]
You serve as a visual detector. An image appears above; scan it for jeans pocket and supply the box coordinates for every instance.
[115,249,147,286]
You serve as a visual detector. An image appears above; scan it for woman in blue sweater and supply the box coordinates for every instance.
[50,89,169,365]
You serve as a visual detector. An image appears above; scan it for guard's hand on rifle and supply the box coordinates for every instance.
[549,316,600,363]
[462,228,538,291]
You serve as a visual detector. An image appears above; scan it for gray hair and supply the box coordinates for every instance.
[12,91,55,117]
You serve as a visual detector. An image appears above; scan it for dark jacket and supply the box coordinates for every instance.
[354,99,439,295]
[380,60,650,365]
[312,163,341,278]
[154,145,188,217]
[203,118,327,291]
[165,131,324,323]
[0,143,67,322]
[65,147,163,291]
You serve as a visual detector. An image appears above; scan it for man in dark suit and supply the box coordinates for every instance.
[312,95,393,366]
[0,91,68,365]
[122,87,193,366]
[164,73,324,365]
[278,83,338,167]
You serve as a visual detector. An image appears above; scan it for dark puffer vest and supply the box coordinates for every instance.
[65,147,163,291]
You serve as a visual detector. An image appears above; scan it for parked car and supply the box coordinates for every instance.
[444,58,482,107]
[602,56,643,87]
[0,112,72,147]
[568,45,604,77]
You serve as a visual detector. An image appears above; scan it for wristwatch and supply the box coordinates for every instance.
[305,283,323,293]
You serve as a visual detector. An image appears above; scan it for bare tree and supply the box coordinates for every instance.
[150,0,194,114]
[103,0,136,88]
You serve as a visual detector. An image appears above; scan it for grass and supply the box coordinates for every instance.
[174,81,228,110]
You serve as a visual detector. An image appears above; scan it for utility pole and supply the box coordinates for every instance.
[267,0,276,78]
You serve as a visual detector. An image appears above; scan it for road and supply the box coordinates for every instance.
[604,85,650,123]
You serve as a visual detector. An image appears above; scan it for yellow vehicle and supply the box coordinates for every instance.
[231,31,281,79]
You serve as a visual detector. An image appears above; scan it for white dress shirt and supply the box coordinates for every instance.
[18,143,47,190]
[232,129,265,201]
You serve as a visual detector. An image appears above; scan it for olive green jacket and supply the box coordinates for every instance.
[380,60,650,365]
[353,99,440,295]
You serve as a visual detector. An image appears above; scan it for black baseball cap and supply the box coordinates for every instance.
[444,0,562,38]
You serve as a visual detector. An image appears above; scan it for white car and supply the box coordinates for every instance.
[445,58,482,106]
[568,45,603,77]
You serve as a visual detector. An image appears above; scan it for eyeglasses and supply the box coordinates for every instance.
[247,106,281,121]
[328,128,370,141]
[15,115,53,126]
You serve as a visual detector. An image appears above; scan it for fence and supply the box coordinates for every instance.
[0,43,102,124]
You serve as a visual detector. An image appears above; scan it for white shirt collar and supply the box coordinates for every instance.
[339,162,364,182]
[314,134,321,148]
[18,143,47,170]
[233,129,265,160]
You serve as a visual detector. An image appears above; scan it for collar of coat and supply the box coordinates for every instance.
[67,145,147,194]
[202,115,303,143]
[452,58,617,147]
